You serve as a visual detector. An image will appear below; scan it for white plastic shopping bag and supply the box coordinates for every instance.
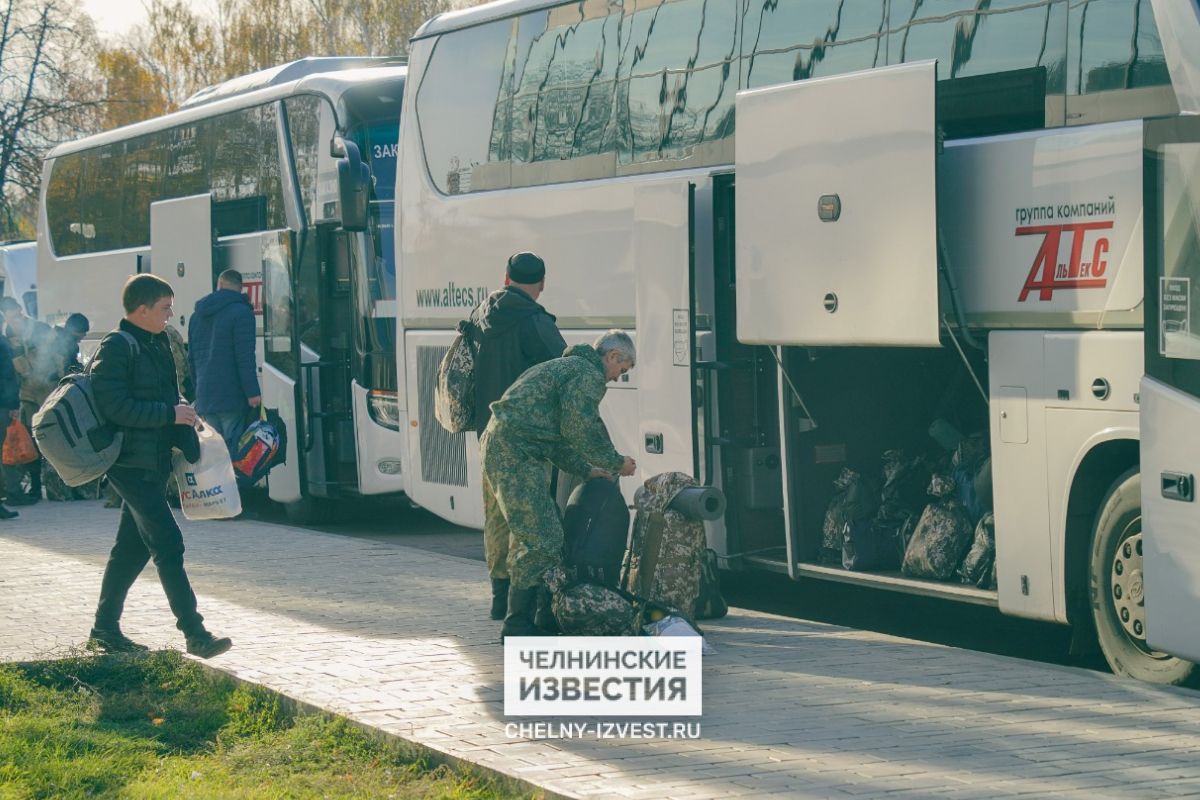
[173,424,242,520]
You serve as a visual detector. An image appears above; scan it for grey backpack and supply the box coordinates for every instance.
[32,331,137,487]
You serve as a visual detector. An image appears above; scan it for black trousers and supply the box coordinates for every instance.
[93,464,204,636]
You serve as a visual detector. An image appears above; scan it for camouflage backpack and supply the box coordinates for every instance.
[434,318,479,434]
[623,472,706,618]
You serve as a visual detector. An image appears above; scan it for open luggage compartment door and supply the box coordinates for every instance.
[150,194,215,335]
[735,61,940,347]
[633,180,696,479]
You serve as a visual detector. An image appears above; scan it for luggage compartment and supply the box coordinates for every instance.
[719,343,999,604]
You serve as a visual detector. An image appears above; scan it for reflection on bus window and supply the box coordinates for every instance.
[263,233,296,379]
[1066,0,1177,124]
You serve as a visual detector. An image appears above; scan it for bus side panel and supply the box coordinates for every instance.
[39,247,142,340]
[1042,332,1143,624]
[989,331,1056,620]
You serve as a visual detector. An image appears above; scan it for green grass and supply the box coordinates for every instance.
[0,651,531,799]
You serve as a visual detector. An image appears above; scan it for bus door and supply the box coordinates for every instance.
[261,231,303,504]
[293,225,358,498]
[732,61,941,576]
[149,194,215,333]
[1141,114,1200,664]
[633,181,697,479]
[704,172,787,570]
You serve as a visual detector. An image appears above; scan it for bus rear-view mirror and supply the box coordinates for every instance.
[334,138,370,232]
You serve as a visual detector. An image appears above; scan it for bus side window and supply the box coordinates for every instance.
[1066,0,1178,125]
[887,0,1068,128]
[46,153,84,257]
[414,18,515,195]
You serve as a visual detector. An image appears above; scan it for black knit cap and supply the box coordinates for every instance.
[506,251,545,284]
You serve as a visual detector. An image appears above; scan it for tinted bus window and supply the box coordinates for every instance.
[511,3,619,166]
[1067,0,1176,124]
[258,103,285,231]
[743,1,887,89]
[123,132,166,249]
[164,121,209,200]
[415,18,516,194]
[46,154,83,256]
[284,95,322,223]
[618,0,739,167]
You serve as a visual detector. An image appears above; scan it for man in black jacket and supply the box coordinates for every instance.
[468,252,567,620]
[87,274,231,658]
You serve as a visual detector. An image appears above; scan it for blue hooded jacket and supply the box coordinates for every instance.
[188,288,260,414]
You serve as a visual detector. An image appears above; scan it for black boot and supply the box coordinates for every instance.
[489,578,510,620]
[185,630,233,659]
[501,586,548,640]
[534,587,559,634]
[88,626,149,654]
[0,505,16,520]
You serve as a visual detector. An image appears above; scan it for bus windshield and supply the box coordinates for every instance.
[348,116,399,310]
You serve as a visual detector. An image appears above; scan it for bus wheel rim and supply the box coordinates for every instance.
[1109,519,1169,659]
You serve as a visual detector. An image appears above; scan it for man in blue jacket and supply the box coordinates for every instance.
[188,269,260,446]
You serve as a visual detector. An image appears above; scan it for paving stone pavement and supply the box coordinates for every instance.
[2,500,1199,799]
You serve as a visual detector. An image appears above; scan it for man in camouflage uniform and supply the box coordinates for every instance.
[481,330,637,639]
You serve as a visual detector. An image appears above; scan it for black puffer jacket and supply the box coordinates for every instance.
[91,319,180,474]
[468,286,566,433]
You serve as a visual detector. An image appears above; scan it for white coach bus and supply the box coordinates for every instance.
[395,0,1200,686]
[38,58,407,521]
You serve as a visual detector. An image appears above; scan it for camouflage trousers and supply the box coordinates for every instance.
[480,429,563,590]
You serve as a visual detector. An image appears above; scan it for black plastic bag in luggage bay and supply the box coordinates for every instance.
[901,473,975,581]
[623,472,720,619]
[950,433,992,525]
[822,468,879,565]
[957,511,997,589]
[843,451,929,572]
[563,476,630,589]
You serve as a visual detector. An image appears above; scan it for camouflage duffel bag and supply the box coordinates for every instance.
[546,566,685,637]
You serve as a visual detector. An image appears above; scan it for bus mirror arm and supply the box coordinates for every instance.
[334,138,370,233]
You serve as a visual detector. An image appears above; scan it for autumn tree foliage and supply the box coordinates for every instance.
[0,0,97,239]
[1,0,467,238]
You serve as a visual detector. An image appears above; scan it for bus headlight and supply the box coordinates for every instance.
[366,389,400,431]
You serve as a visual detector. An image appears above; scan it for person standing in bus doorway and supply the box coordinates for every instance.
[469,252,568,621]
[188,269,260,448]
[88,274,231,658]
[0,331,19,520]
[481,330,638,639]
[1,296,52,505]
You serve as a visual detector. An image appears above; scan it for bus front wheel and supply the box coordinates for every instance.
[1089,468,1199,687]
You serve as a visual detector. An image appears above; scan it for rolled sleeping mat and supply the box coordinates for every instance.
[667,485,727,521]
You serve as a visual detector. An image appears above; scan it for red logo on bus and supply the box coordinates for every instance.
[1016,221,1112,302]
[243,280,263,314]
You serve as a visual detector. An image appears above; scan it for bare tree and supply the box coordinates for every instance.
[0,0,98,239]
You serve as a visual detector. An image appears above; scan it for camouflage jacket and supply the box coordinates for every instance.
[488,344,624,475]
